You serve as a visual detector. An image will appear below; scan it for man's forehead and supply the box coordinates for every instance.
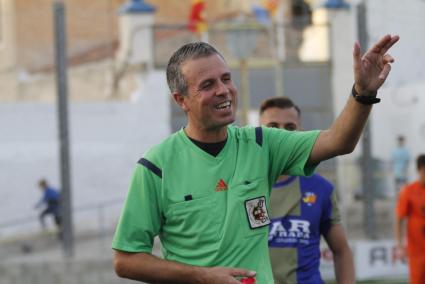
[261,107,300,124]
[264,107,299,118]
[181,54,229,80]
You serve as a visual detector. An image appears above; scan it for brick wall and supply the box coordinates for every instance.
[15,0,124,71]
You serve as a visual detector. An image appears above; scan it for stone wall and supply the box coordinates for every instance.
[0,257,137,284]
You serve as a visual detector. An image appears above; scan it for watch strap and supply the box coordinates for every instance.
[351,84,380,105]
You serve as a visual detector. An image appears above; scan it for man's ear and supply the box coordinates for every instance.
[172,92,189,112]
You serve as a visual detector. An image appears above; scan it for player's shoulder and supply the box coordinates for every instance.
[403,181,421,193]
[232,125,259,138]
[230,125,267,148]
[301,173,334,192]
[140,130,186,164]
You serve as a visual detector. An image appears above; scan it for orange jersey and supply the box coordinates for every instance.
[396,181,425,284]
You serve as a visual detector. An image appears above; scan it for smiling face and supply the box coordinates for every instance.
[173,54,237,140]
[259,106,300,131]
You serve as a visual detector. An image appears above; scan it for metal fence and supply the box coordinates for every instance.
[0,198,124,242]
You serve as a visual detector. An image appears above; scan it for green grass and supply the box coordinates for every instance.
[327,280,407,284]
[359,280,408,284]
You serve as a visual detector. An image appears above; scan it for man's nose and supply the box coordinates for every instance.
[215,81,229,96]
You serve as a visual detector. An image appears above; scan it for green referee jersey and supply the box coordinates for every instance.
[112,126,320,284]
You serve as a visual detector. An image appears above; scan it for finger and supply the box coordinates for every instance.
[379,63,392,80]
[228,269,256,277]
[353,41,362,72]
[380,35,400,55]
[370,35,399,55]
[370,34,392,54]
[383,54,395,64]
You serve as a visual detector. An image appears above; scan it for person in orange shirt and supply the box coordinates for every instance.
[395,154,425,284]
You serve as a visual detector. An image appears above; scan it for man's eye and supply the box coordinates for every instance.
[267,123,279,128]
[285,125,296,131]
[201,83,212,90]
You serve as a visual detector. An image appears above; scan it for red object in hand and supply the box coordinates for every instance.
[240,277,256,284]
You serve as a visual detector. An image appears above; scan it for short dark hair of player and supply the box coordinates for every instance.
[38,179,47,189]
[259,97,301,117]
[417,154,425,170]
[166,42,224,96]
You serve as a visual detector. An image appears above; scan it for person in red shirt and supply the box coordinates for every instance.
[395,154,425,284]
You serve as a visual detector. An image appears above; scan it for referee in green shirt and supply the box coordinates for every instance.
[113,35,399,284]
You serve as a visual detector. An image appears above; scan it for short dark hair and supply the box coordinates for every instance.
[166,42,223,96]
[38,179,47,188]
[417,154,425,170]
[259,97,301,116]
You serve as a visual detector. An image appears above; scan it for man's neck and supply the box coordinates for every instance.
[184,124,228,143]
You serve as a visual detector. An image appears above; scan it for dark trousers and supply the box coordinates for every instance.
[39,207,61,229]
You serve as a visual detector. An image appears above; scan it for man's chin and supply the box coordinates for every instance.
[221,116,236,126]
[208,117,235,130]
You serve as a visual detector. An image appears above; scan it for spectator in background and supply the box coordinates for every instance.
[35,179,61,233]
[392,135,410,192]
[395,154,425,284]
[259,97,354,284]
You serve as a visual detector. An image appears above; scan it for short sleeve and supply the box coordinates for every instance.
[264,127,320,184]
[396,185,410,219]
[112,163,163,253]
[320,184,341,236]
[329,189,341,225]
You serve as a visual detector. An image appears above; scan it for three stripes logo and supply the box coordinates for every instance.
[215,179,228,192]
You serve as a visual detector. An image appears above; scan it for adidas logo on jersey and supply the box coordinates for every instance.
[215,179,228,191]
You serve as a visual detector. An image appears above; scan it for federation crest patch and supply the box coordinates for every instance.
[245,196,270,229]
[302,192,317,206]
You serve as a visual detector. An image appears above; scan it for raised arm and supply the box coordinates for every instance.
[113,250,256,284]
[309,34,400,165]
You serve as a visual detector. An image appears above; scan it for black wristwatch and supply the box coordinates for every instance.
[351,84,381,105]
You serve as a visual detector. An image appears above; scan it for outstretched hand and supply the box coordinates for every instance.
[353,34,400,94]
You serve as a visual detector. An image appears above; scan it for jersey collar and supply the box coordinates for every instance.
[273,176,297,188]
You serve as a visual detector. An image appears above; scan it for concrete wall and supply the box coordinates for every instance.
[367,0,425,176]
[327,0,425,179]
[0,0,133,102]
[326,0,425,201]
[14,0,123,71]
[0,258,138,284]
[11,60,139,102]
[0,0,17,70]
